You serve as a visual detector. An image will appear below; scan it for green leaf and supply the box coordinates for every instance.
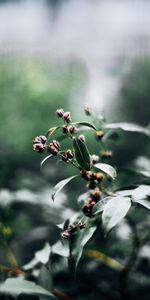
[35,243,51,264]
[131,185,150,209]
[102,196,131,234]
[47,126,60,137]
[69,218,97,273]
[73,122,97,130]
[94,163,117,179]
[52,240,69,257]
[104,122,150,136]
[116,189,134,197]
[40,155,53,167]
[51,175,78,201]
[0,278,55,299]
[92,197,112,216]
[73,137,91,170]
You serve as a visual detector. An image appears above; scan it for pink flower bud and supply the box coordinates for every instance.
[63,112,71,123]
[33,143,45,153]
[79,134,86,142]
[56,108,64,118]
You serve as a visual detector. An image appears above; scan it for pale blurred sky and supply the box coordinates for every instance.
[0,0,150,110]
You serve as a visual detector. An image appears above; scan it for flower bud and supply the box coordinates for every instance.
[91,154,99,164]
[84,105,92,116]
[68,223,77,234]
[101,150,112,159]
[63,112,72,123]
[47,143,58,155]
[39,135,47,144]
[66,149,74,160]
[56,108,64,118]
[33,136,42,144]
[91,188,101,201]
[62,125,69,134]
[52,140,60,151]
[96,130,104,140]
[79,134,86,143]
[78,221,86,229]
[33,143,45,153]
[69,125,78,134]
[61,230,70,240]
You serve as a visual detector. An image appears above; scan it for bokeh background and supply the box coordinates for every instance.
[0,1,150,299]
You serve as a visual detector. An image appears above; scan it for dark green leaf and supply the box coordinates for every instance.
[0,278,55,299]
[73,122,97,130]
[104,122,150,136]
[102,196,131,234]
[92,197,112,216]
[69,218,97,273]
[94,163,117,179]
[40,155,53,167]
[73,138,91,170]
[51,175,78,201]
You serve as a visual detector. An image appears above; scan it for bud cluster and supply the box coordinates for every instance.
[82,188,101,217]
[62,124,78,135]
[81,170,104,185]
[61,221,86,240]
[62,149,74,162]
[33,135,47,153]
[47,140,60,155]
[56,108,72,123]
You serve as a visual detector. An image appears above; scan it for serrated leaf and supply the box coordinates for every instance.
[94,163,117,179]
[69,218,97,273]
[47,126,60,137]
[73,138,91,170]
[35,243,51,264]
[92,197,112,216]
[40,155,53,167]
[0,278,55,299]
[105,122,150,136]
[102,196,131,234]
[73,122,97,130]
[51,175,78,201]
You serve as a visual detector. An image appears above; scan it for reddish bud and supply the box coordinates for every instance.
[33,143,45,153]
[61,230,70,240]
[79,134,86,142]
[91,154,99,164]
[62,125,69,134]
[96,130,104,140]
[63,112,72,123]
[69,125,78,134]
[56,108,64,118]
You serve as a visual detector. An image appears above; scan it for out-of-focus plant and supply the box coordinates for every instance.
[0,105,150,299]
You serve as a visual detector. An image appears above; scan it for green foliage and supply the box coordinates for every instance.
[0,278,55,299]
[73,137,91,170]
[51,175,79,201]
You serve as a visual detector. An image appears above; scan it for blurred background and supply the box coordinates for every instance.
[0,0,150,299]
